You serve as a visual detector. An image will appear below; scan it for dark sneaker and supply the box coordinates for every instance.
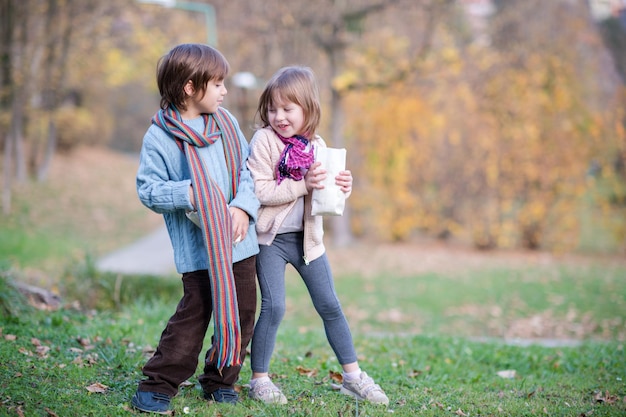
[131,390,172,414]
[204,388,239,404]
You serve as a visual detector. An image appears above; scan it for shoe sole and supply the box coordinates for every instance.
[339,386,389,405]
[130,398,172,415]
[205,392,239,404]
[249,393,288,404]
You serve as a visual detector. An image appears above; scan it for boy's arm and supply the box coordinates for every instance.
[136,129,195,214]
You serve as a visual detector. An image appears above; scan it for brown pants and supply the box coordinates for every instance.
[138,256,257,397]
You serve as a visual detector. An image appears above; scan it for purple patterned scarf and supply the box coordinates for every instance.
[275,132,315,184]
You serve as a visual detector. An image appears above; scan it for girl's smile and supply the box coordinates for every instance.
[268,97,305,138]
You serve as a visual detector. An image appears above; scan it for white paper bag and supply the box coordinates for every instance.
[311,147,347,216]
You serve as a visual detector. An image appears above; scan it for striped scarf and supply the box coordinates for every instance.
[152,106,242,370]
[275,132,315,184]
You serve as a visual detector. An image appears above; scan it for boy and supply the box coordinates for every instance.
[131,43,259,414]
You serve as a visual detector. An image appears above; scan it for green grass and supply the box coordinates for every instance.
[1,304,624,416]
[1,261,625,417]
[284,264,626,340]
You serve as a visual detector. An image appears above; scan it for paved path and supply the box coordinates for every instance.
[96,226,177,276]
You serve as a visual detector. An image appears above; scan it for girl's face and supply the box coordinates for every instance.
[268,96,305,138]
[182,79,227,119]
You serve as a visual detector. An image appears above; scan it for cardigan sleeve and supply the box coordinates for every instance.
[247,128,308,206]
[227,115,260,223]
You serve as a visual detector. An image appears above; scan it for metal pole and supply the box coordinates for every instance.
[137,0,217,46]
[174,2,217,46]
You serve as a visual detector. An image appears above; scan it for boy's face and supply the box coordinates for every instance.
[183,79,227,118]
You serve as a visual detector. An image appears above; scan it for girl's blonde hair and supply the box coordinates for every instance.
[257,66,321,138]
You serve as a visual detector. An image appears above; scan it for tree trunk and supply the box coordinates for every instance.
[37,118,57,182]
[1,0,13,214]
[328,86,354,246]
[2,132,12,215]
[37,0,74,181]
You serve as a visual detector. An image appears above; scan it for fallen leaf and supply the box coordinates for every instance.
[36,346,51,357]
[594,390,618,404]
[5,334,17,341]
[296,366,318,378]
[86,382,108,393]
[408,369,422,378]
[328,370,342,384]
[31,338,41,346]
[455,409,467,416]
[45,407,59,417]
[84,353,99,365]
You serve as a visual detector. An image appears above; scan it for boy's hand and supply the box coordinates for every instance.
[189,185,196,209]
[335,170,352,193]
[305,161,327,192]
[229,207,249,244]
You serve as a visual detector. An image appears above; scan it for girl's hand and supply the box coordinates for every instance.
[229,207,249,244]
[305,161,326,192]
[335,170,352,193]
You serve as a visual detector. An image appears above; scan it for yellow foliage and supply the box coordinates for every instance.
[341,16,624,252]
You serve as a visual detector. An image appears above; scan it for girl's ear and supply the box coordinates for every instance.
[184,80,195,97]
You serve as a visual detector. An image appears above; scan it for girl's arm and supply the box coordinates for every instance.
[247,129,308,206]
[228,119,260,223]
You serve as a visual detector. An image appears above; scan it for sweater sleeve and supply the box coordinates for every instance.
[247,128,308,206]
[136,127,195,214]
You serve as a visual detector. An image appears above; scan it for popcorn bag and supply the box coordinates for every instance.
[311,147,347,216]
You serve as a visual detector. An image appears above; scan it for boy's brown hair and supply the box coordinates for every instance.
[156,43,230,111]
[257,66,321,138]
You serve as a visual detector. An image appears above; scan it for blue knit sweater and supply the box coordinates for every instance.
[136,108,259,273]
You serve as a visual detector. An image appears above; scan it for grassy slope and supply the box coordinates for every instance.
[0,147,162,278]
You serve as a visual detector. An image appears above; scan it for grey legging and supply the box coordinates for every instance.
[251,232,358,373]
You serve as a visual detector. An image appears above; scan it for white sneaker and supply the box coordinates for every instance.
[340,372,389,405]
[249,378,288,404]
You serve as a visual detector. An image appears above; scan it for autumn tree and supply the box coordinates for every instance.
[345,0,625,251]
[212,0,454,245]
[0,0,200,214]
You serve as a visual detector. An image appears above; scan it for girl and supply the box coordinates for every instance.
[246,66,389,406]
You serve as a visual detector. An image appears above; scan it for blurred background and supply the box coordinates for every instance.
[1,0,625,279]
